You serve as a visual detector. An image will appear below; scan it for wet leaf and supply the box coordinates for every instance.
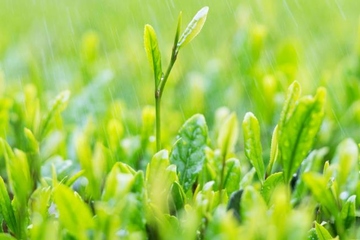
[260,172,284,205]
[177,6,209,49]
[279,87,326,183]
[278,81,301,132]
[223,158,241,196]
[243,112,265,183]
[170,114,208,193]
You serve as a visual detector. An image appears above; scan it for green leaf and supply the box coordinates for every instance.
[24,128,39,153]
[102,162,136,201]
[223,158,241,196]
[177,6,209,49]
[315,222,333,240]
[1,140,32,206]
[64,170,85,187]
[170,114,209,192]
[217,113,239,158]
[308,228,319,240]
[260,172,284,205]
[279,87,326,183]
[226,189,243,222]
[278,81,301,132]
[29,187,52,240]
[332,138,358,194]
[144,24,162,88]
[0,234,17,240]
[0,177,16,235]
[146,150,177,212]
[341,195,356,229]
[266,125,278,176]
[292,147,329,203]
[240,168,256,189]
[302,172,339,217]
[54,184,94,240]
[169,182,186,213]
[40,90,70,139]
[240,186,267,224]
[173,11,182,51]
[242,112,265,183]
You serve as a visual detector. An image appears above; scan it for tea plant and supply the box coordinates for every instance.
[144,6,209,151]
[0,4,360,240]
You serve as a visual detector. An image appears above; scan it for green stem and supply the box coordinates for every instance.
[155,47,178,151]
[219,155,226,201]
[155,93,161,151]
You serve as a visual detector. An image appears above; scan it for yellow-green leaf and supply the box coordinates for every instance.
[217,113,239,159]
[280,87,326,183]
[243,112,265,183]
[315,222,333,240]
[144,24,162,88]
[177,6,209,49]
[54,184,94,239]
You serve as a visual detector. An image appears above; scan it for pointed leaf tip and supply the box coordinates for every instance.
[144,24,162,87]
[177,6,209,49]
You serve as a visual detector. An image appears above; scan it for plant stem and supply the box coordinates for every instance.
[155,47,178,151]
[155,92,161,151]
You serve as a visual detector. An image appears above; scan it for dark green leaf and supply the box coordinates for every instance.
[308,228,319,240]
[0,177,16,235]
[170,114,208,192]
[226,189,243,222]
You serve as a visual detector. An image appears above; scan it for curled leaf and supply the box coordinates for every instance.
[177,6,209,49]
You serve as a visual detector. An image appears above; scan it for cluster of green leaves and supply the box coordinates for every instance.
[0,66,359,240]
[0,2,360,240]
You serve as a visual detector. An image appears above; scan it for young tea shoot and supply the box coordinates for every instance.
[144,6,209,151]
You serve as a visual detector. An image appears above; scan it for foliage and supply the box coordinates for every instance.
[0,1,360,240]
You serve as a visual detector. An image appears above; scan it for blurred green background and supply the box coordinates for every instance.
[1,0,360,150]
